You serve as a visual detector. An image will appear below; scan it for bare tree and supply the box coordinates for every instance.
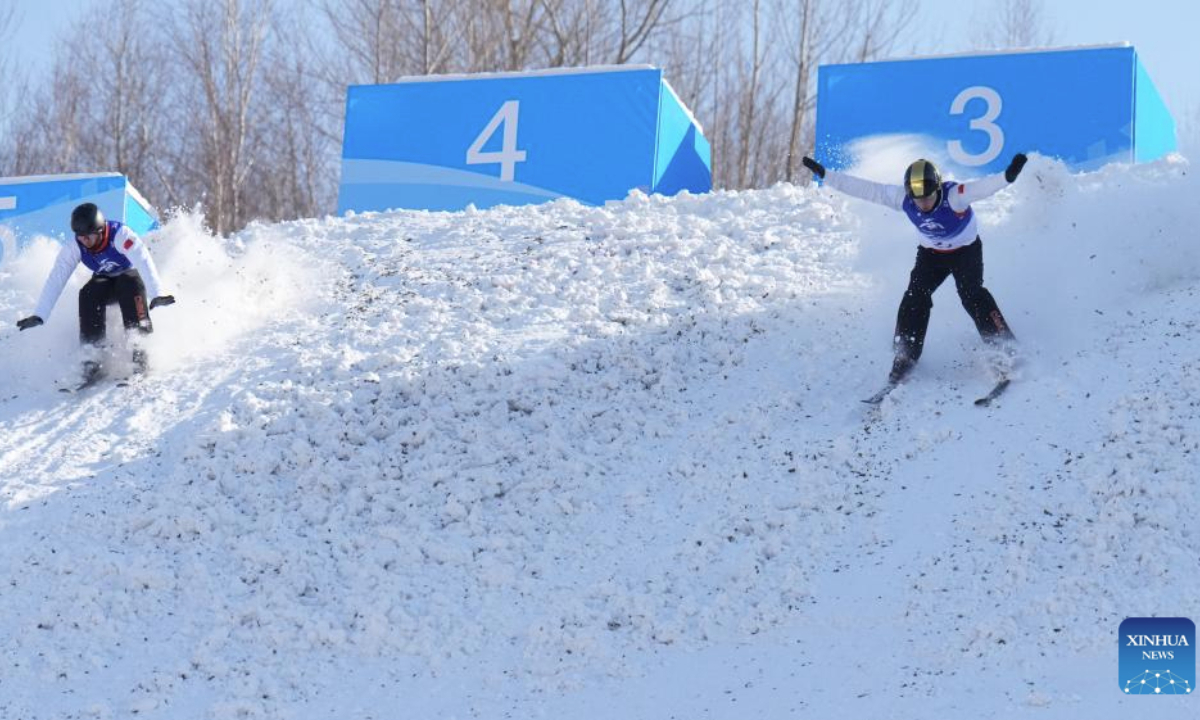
[0,4,21,157]
[317,0,458,83]
[610,0,673,64]
[3,66,72,176]
[164,0,274,235]
[781,0,814,183]
[674,2,739,189]
[0,1,165,181]
[316,0,680,81]
[845,0,912,62]
[977,0,1056,50]
[80,0,165,186]
[655,0,911,189]
[321,0,406,83]
[455,0,557,72]
[776,0,859,182]
[252,6,339,221]
[734,0,764,188]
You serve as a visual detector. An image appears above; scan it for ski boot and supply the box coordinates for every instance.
[132,348,148,376]
[82,360,104,384]
[888,354,915,384]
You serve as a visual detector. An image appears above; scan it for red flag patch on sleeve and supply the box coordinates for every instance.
[124,239,135,250]
[958,184,965,194]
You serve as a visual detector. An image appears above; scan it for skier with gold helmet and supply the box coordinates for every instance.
[801,152,1027,387]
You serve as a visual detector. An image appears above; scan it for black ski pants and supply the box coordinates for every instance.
[78,270,153,346]
[893,237,1014,362]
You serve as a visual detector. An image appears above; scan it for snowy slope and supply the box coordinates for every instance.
[0,155,1198,719]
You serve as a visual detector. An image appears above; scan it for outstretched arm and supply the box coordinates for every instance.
[32,242,82,320]
[948,154,1027,212]
[803,153,906,210]
[823,170,907,211]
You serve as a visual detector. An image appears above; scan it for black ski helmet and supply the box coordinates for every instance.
[903,159,942,204]
[71,203,105,236]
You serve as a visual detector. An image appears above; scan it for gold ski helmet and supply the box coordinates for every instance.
[904,159,942,208]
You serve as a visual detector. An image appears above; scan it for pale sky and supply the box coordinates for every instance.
[917,0,1198,123]
[9,0,1198,130]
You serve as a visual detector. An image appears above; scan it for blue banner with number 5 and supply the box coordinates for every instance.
[338,65,711,213]
[814,44,1175,176]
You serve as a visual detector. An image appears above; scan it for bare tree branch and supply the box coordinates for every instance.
[164,0,274,234]
[977,0,1056,50]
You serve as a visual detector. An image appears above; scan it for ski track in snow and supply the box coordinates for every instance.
[0,156,1198,718]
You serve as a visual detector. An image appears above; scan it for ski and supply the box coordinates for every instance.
[862,381,899,405]
[59,361,106,394]
[864,362,912,405]
[59,371,144,393]
[58,378,104,394]
[974,377,1011,406]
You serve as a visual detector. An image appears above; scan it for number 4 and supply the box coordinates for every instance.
[466,100,527,182]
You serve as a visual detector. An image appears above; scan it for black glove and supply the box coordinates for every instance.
[149,295,175,310]
[801,156,826,179]
[16,315,43,331]
[1005,153,1028,183]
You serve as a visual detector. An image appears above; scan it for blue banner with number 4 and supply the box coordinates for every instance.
[814,44,1176,177]
[337,65,711,213]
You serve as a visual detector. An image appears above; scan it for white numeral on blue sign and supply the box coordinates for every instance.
[467,100,527,182]
[948,86,1004,166]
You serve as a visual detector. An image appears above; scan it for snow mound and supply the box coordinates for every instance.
[1,156,1198,718]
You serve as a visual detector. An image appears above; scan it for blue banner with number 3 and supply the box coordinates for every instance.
[814,44,1175,176]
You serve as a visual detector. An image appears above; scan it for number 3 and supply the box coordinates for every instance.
[947,86,1004,166]
[467,100,527,182]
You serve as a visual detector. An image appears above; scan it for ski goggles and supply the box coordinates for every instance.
[77,229,105,248]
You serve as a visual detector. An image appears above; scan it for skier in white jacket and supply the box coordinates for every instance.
[802,153,1027,384]
[16,202,174,382]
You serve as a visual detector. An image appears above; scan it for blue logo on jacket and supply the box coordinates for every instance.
[901,181,972,241]
[77,220,133,276]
